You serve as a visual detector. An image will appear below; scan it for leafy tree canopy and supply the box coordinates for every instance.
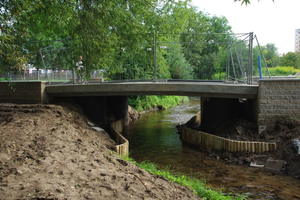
[1,0,275,81]
[235,0,274,5]
[280,52,300,69]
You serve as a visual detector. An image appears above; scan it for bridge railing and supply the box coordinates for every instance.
[0,68,251,84]
[0,70,105,83]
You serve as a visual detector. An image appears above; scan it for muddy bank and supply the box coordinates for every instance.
[179,116,300,179]
[0,102,202,200]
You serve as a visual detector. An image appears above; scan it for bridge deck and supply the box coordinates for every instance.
[46,81,258,99]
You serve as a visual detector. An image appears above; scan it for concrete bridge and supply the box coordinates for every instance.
[45,81,258,99]
[1,79,300,135]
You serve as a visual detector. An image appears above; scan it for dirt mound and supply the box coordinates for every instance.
[0,103,201,200]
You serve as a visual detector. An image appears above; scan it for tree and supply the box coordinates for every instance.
[261,43,280,68]
[0,0,41,74]
[180,7,233,79]
[280,52,300,69]
[165,41,194,79]
[1,0,197,78]
[1,0,263,80]
[234,0,274,5]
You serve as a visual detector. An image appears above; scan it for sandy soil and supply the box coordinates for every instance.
[0,102,202,200]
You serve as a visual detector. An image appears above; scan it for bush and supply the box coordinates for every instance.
[212,72,226,80]
[261,66,300,76]
[128,95,188,111]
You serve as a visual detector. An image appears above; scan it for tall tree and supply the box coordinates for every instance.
[1,0,192,76]
[280,52,300,69]
[261,43,280,68]
[0,0,42,73]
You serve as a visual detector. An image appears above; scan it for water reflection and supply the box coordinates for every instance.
[124,98,300,199]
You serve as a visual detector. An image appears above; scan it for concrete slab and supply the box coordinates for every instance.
[87,121,94,127]
[265,159,284,171]
[91,127,104,132]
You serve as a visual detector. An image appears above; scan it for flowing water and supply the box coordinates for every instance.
[123,98,300,199]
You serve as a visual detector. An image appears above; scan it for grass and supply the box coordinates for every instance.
[119,154,246,200]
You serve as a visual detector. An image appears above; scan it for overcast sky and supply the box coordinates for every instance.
[191,0,300,55]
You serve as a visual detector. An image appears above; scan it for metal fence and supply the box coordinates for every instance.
[0,70,105,83]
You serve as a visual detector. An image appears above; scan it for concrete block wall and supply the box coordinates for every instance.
[258,79,300,131]
[0,81,49,104]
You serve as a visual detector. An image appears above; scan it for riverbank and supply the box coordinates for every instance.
[0,102,202,199]
[180,115,300,179]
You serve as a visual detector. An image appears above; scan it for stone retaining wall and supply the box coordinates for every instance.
[109,119,129,156]
[258,79,300,132]
[0,81,49,104]
[182,127,276,153]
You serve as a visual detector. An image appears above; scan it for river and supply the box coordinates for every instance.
[123,97,300,200]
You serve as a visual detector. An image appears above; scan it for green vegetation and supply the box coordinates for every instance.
[0,0,235,81]
[252,45,300,76]
[261,66,300,77]
[138,161,245,200]
[128,95,189,111]
[120,154,245,200]
[212,72,226,80]
[1,1,297,82]
[235,0,274,5]
[0,78,10,81]
[210,43,300,79]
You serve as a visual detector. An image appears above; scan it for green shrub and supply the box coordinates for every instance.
[129,95,188,111]
[0,77,11,81]
[261,66,300,76]
[212,72,226,80]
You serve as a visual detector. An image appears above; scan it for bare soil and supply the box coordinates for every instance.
[0,102,202,200]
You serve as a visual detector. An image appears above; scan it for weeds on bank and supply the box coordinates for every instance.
[128,96,189,111]
[137,161,245,200]
[119,153,246,200]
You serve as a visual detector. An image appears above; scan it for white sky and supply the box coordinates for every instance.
[191,0,300,55]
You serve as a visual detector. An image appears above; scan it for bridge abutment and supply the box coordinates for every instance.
[75,96,128,129]
[107,96,129,126]
[0,81,50,104]
[258,79,300,133]
[75,96,107,128]
[201,97,241,133]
